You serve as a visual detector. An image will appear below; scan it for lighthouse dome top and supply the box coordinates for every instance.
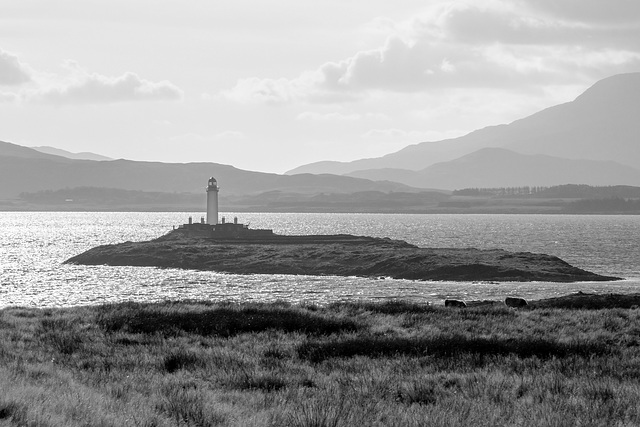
[207,177,219,192]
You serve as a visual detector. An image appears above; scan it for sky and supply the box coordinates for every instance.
[1,0,640,174]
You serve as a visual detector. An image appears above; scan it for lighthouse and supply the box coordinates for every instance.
[175,177,273,238]
[206,177,219,225]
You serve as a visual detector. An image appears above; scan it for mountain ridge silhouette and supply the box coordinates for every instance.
[287,72,640,184]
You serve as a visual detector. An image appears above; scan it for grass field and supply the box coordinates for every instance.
[2,299,640,426]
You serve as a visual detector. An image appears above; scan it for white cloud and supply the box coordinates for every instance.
[315,36,566,93]
[0,49,31,85]
[32,64,183,105]
[0,91,18,103]
[441,3,640,50]
[520,0,640,25]
[222,77,301,105]
[222,0,640,105]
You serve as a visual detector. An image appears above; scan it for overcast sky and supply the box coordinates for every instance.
[1,0,639,173]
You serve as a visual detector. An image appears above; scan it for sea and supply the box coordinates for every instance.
[1,212,639,309]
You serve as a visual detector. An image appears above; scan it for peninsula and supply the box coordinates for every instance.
[65,177,619,282]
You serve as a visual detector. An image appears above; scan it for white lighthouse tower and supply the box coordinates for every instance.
[206,177,219,225]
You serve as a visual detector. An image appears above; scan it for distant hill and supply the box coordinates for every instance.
[0,140,414,200]
[346,148,640,190]
[287,72,640,178]
[12,181,640,214]
[0,140,67,160]
[286,138,482,176]
[31,146,113,161]
[502,72,640,165]
[346,168,442,189]
[18,186,205,211]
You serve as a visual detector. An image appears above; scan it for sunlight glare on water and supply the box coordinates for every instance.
[1,212,639,308]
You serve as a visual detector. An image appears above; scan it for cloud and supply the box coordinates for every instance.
[441,6,580,45]
[441,4,640,51]
[33,64,183,105]
[223,35,552,104]
[222,77,301,105]
[316,37,534,92]
[0,49,31,85]
[223,0,640,105]
[0,91,18,103]
[520,0,640,25]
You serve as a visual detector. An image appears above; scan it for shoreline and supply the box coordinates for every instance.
[2,205,640,214]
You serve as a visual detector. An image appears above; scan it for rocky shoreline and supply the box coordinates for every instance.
[65,230,620,282]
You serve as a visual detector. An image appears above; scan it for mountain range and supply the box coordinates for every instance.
[346,148,640,189]
[30,146,113,161]
[2,72,640,209]
[286,72,640,190]
[0,141,412,200]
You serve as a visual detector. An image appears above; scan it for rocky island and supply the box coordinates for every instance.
[65,178,620,282]
[65,229,619,282]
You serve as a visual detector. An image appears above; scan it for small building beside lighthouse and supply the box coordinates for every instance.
[176,177,274,239]
[206,177,219,225]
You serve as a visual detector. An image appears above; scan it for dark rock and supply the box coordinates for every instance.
[445,299,467,308]
[505,297,528,308]
[64,230,621,283]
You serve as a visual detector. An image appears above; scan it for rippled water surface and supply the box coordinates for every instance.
[1,212,639,308]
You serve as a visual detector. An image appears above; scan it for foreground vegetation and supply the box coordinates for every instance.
[2,298,640,426]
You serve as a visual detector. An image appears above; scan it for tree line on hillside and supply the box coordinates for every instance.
[453,184,640,199]
[453,186,548,197]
